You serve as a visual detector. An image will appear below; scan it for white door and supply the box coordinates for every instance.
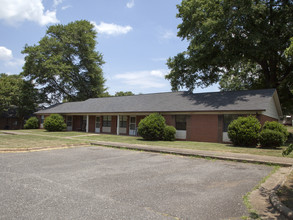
[67,116,72,131]
[129,116,136,136]
[95,116,100,133]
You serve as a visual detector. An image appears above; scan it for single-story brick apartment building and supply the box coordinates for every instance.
[35,89,282,143]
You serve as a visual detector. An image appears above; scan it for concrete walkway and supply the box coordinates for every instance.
[90,141,293,167]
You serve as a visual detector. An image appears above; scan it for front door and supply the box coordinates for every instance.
[129,116,136,136]
[67,116,72,131]
[95,116,100,133]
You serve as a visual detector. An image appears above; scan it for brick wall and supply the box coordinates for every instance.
[111,116,117,134]
[89,116,96,133]
[73,116,82,131]
[258,114,278,125]
[163,115,175,127]
[186,114,219,142]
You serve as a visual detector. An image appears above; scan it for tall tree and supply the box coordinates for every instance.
[21,20,106,104]
[0,74,40,127]
[166,0,293,113]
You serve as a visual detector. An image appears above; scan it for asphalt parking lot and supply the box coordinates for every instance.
[0,146,272,220]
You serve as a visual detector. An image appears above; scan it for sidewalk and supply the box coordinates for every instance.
[90,141,293,167]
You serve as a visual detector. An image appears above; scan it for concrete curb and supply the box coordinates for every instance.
[269,166,293,220]
[90,142,293,167]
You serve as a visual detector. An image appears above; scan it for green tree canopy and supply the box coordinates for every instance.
[166,0,293,113]
[21,20,106,104]
[0,73,40,126]
[114,91,135,96]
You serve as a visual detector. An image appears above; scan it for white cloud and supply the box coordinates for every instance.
[53,0,63,8]
[91,21,132,36]
[161,30,176,39]
[6,58,24,67]
[0,0,59,26]
[114,69,169,89]
[0,46,13,60]
[61,5,72,10]
[126,0,135,8]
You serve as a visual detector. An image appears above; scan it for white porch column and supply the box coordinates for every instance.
[117,115,120,135]
[86,115,89,133]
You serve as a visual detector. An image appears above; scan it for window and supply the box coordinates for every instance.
[119,116,127,128]
[175,115,186,130]
[96,116,100,128]
[223,115,239,132]
[129,117,136,130]
[41,115,44,124]
[67,116,72,127]
[103,116,112,127]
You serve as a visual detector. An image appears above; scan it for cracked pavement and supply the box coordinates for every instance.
[0,146,272,219]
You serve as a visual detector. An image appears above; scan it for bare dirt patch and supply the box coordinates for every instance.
[277,171,293,210]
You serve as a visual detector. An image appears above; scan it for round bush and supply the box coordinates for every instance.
[138,113,166,140]
[163,125,176,141]
[24,116,39,129]
[44,114,66,132]
[262,121,289,142]
[228,116,261,147]
[259,129,285,148]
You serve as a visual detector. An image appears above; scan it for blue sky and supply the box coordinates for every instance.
[0,0,219,95]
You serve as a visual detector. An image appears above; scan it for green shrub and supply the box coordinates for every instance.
[44,114,66,132]
[228,116,261,147]
[259,129,285,148]
[24,116,39,129]
[138,113,166,140]
[262,121,289,143]
[163,125,176,141]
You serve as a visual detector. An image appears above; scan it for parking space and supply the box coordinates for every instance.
[0,146,272,219]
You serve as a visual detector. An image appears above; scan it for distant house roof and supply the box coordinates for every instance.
[35,89,282,118]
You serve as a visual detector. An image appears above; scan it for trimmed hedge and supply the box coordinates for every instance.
[44,114,66,132]
[138,113,176,141]
[262,121,289,142]
[24,116,39,129]
[259,129,284,148]
[228,116,261,147]
[163,125,176,141]
[138,113,166,140]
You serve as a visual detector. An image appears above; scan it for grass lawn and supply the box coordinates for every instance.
[1,129,292,158]
[75,132,293,158]
[0,130,87,148]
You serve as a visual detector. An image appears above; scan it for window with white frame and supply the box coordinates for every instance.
[175,115,186,130]
[96,116,100,128]
[41,115,44,124]
[119,116,127,128]
[67,116,72,127]
[103,116,112,127]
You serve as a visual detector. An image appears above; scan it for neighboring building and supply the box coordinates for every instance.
[35,89,282,143]
[0,108,21,130]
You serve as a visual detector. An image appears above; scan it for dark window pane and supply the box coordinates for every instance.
[223,115,239,132]
[119,116,127,128]
[175,115,186,130]
[103,116,112,127]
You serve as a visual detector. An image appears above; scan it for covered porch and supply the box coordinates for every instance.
[63,114,145,136]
